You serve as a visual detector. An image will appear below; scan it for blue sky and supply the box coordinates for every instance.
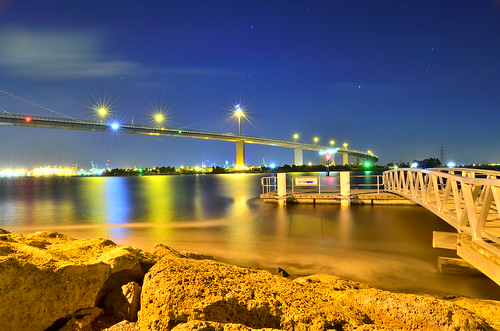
[0,1,499,168]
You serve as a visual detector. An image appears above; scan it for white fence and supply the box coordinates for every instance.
[261,173,384,195]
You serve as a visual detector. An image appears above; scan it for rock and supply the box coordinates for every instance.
[294,274,372,290]
[139,255,493,331]
[277,267,289,277]
[451,297,500,330]
[152,243,215,261]
[58,307,104,331]
[104,320,141,331]
[104,281,142,322]
[170,320,279,330]
[0,230,157,331]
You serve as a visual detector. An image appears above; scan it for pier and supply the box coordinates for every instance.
[261,169,500,286]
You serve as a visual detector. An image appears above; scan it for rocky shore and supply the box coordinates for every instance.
[1,228,499,331]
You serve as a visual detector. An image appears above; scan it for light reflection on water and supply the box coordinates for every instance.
[1,173,500,300]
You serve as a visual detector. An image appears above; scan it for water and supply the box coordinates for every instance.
[1,173,499,300]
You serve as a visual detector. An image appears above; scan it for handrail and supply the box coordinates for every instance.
[383,168,500,246]
[261,173,384,195]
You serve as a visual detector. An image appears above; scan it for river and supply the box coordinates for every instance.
[1,172,499,300]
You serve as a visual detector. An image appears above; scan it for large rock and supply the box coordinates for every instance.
[139,255,492,331]
[0,229,156,331]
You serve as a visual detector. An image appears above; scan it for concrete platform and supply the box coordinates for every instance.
[260,190,417,205]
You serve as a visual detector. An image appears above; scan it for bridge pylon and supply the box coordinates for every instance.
[294,148,303,166]
[235,141,245,168]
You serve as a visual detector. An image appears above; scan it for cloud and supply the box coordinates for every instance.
[158,68,233,76]
[0,26,141,79]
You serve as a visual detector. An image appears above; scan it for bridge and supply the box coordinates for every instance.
[0,112,378,167]
[384,167,500,285]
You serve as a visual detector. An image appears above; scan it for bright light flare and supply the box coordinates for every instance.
[149,106,169,127]
[329,140,335,146]
[447,161,456,168]
[234,104,244,118]
[154,114,164,123]
[313,137,319,143]
[293,133,299,140]
[110,122,120,131]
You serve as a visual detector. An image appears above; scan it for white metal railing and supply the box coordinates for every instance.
[384,168,500,246]
[261,173,384,195]
[261,176,278,194]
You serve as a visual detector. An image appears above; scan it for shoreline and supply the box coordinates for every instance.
[1,228,500,330]
[5,222,500,301]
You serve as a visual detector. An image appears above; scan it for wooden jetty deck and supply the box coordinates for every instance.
[260,189,417,205]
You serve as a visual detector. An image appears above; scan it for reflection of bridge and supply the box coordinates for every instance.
[384,168,500,285]
[0,112,378,167]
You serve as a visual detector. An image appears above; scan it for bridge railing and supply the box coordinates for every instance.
[261,173,384,195]
[383,168,500,246]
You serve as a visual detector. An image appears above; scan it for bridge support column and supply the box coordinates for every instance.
[342,152,349,165]
[354,155,360,165]
[236,141,245,168]
[294,148,303,166]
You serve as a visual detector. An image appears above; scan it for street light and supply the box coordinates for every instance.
[97,107,108,118]
[154,113,164,125]
[313,137,319,143]
[329,140,335,146]
[293,133,299,140]
[92,100,112,123]
[234,104,243,135]
[343,142,349,149]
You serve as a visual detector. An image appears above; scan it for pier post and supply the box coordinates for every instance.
[294,148,303,166]
[277,173,287,205]
[340,172,351,206]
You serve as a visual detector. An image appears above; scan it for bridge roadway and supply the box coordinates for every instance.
[0,112,378,167]
[384,167,500,286]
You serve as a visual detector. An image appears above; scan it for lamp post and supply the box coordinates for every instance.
[234,104,243,135]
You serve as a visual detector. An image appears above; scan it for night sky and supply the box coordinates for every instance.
[0,1,499,169]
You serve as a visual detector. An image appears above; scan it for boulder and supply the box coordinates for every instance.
[139,255,492,331]
[0,229,156,331]
[104,281,142,322]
